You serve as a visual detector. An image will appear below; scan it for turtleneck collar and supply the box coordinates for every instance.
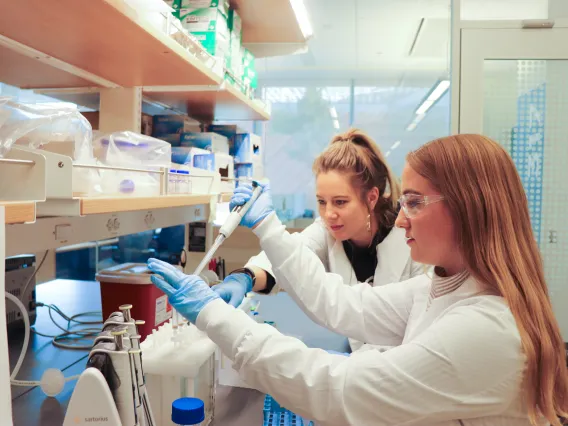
[429,268,470,304]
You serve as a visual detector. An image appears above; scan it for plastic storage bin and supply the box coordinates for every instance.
[96,263,174,340]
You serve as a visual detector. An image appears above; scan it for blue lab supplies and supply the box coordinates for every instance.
[233,133,261,163]
[235,163,253,179]
[172,397,205,425]
[180,132,229,154]
[206,124,242,140]
[263,395,313,426]
[193,152,216,171]
[153,115,189,135]
[171,147,209,166]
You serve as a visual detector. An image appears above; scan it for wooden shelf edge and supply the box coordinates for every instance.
[219,193,232,203]
[80,194,212,215]
[1,202,36,224]
[226,85,271,120]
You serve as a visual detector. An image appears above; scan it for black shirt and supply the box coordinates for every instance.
[342,225,393,283]
[259,219,394,293]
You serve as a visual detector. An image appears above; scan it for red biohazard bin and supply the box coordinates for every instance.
[96,263,173,340]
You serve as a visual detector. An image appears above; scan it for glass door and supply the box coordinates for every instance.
[457,27,568,340]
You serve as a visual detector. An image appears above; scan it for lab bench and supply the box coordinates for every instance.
[9,279,346,426]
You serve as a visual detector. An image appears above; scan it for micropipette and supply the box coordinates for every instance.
[173,181,263,327]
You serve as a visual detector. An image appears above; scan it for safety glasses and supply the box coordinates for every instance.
[399,194,445,219]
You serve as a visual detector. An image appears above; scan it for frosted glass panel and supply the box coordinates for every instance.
[461,0,548,20]
[483,59,568,339]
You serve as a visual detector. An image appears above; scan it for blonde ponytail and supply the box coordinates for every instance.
[313,129,401,229]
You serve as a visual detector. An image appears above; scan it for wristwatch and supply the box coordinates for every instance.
[230,267,256,287]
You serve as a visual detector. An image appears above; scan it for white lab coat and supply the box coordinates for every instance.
[246,217,424,351]
[196,213,530,426]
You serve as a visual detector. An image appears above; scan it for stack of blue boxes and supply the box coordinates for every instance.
[208,124,262,182]
[151,117,263,188]
[263,395,313,426]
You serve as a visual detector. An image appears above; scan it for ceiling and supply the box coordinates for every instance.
[258,0,451,87]
[257,0,549,88]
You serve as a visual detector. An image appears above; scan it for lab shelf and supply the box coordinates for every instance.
[143,83,271,122]
[0,45,96,90]
[80,194,212,215]
[0,0,221,89]
[219,192,233,203]
[231,0,309,58]
[1,202,36,224]
[35,83,271,123]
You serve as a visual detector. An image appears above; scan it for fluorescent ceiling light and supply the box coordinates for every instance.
[390,141,401,151]
[385,150,391,157]
[333,119,340,129]
[416,99,434,116]
[329,107,338,119]
[414,79,450,116]
[428,80,450,102]
[290,0,313,39]
[407,122,418,132]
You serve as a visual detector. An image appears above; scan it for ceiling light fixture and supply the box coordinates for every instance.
[407,79,449,132]
[290,0,314,39]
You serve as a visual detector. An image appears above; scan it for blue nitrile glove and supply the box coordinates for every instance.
[326,350,349,356]
[211,273,253,308]
[230,182,274,228]
[147,258,219,324]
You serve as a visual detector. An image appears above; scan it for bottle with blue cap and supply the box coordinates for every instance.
[172,397,205,425]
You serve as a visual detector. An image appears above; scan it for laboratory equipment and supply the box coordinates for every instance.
[96,264,174,340]
[64,305,156,426]
[140,295,255,426]
[172,398,205,426]
[263,395,314,426]
[193,181,262,276]
[5,254,36,329]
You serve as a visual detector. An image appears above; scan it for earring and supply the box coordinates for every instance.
[366,214,371,232]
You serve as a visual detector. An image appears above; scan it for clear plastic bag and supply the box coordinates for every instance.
[0,97,102,196]
[0,97,93,161]
[94,131,172,197]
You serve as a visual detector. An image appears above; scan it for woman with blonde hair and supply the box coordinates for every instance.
[211,129,423,352]
[149,134,568,425]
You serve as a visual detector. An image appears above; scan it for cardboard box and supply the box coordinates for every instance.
[233,132,262,163]
[243,48,257,90]
[171,146,210,165]
[206,124,247,140]
[156,134,182,146]
[177,0,229,17]
[152,115,200,137]
[193,152,216,171]
[179,8,230,65]
[180,132,229,154]
[141,113,153,136]
[215,153,234,192]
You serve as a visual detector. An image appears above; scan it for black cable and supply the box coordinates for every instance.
[32,303,103,350]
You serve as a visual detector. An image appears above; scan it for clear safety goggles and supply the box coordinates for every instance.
[399,194,445,219]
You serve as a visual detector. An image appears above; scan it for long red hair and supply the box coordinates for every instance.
[408,134,568,425]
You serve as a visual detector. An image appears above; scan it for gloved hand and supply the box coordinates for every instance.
[230,182,274,228]
[325,350,349,356]
[147,258,219,324]
[211,273,253,308]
